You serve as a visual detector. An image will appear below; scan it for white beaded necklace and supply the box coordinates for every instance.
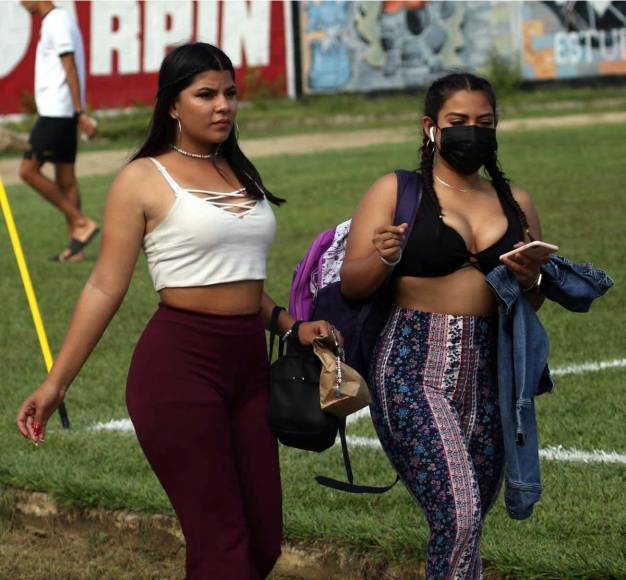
[170,144,218,159]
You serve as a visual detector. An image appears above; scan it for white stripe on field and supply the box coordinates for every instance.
[345,357,625,428]
[344,436,626,464]
[89,419,626,465]
[551,357,626,376]
[92,418,368,433]
[90,418,134,432]
[538,445,626,464]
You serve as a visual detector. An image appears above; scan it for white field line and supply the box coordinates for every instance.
[343,356,626,426]
[90,356,626,465]
[343,436,626,465]
[550,357,626,376]
[89,419,626,465]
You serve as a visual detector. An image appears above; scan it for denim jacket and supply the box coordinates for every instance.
[485,255,613,520]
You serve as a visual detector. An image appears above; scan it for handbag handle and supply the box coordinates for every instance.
[269,306,285,360]
[269,307,305,360]
[315,420,399,494]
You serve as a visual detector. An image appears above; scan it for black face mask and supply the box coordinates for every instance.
[438,125,497,174]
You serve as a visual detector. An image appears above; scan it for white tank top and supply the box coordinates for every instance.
[143,158,276,291]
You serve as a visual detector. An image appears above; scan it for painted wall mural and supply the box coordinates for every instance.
[522,1,626,79]
[299,1,626,94]
[299,0,516,94]
[1,1,624,112]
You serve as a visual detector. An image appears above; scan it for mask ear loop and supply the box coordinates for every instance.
[426,126,436,154]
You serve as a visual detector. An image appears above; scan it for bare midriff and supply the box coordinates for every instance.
[159,280,264,315]
[394,267,497,317]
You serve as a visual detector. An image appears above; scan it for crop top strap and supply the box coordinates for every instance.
[149,157,182,197]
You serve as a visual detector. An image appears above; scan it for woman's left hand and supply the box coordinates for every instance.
[500,242,549,290]
[297,320,342,348]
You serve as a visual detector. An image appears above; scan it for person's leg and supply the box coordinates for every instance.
[369,307,484,580]
[462,319,505,576]
[21,117,98,258]
[230,322,282,577]
[126,306,260,580]
[55,162,81,211]
[464,322,504,516]
[54,163,85,261]
[19,157,84,223]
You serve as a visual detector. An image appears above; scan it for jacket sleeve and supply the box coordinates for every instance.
[540,255,614,312]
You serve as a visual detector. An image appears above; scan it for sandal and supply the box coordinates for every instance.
[51,227,100,262]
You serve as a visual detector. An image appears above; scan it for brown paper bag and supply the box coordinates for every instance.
[313,341,370,418]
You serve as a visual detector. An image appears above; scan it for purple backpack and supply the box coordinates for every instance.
[288,170,423,376]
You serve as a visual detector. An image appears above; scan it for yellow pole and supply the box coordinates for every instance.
[0,177,69,427]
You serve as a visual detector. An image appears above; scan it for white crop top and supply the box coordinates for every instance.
[143,158,277,291]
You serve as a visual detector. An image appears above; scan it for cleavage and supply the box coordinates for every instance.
[439,210,509,256]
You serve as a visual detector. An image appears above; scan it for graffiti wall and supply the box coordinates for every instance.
[0,0,294,115]
[299,1,626,94]
[522,1,626,79]
[2,1,625,112]
[299,0,516,94]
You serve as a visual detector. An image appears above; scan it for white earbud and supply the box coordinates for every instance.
[429,127,435,143]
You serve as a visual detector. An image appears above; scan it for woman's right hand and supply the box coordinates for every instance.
[372,223,407,265]
[16,383,65,444]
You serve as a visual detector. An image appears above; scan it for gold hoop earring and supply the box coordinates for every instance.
[177,118,182,134]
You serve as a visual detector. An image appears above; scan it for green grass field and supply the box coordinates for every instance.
[2,83,626,158]
[0,122,624,578]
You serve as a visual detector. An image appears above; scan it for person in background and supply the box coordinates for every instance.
[19,1,99,262]
[16,42,335,579]
[341,72,547,579]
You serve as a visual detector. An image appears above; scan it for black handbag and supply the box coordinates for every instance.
[268,309,339,452]
[267,307,398,494]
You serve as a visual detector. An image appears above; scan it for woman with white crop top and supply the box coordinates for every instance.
[16,43,334,580]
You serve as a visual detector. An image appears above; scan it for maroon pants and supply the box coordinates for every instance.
[126,303,282,579]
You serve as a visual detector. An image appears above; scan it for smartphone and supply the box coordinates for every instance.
[499,240,559,261]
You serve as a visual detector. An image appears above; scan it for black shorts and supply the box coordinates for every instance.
[24,116,78,164]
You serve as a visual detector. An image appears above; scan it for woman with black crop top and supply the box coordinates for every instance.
[16,43,335,580]
[341,73,548,579]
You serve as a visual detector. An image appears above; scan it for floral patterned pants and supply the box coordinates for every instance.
[370,307,504,580]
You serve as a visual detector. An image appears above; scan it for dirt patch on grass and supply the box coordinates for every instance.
[0,513,185,579]
[0,490,184,579]
[0,488,432,579]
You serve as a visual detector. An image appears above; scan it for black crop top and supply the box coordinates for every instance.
[393,192,525,278]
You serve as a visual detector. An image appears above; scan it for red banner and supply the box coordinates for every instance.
[0,0,292,115]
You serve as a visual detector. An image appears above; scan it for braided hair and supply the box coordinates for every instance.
[419,72,530,237]
[131,43,285,205]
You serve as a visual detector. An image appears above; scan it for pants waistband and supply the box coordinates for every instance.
[153,302,265,335]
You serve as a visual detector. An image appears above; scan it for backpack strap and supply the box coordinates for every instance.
[314,420,399,494]
[394,170,422,252]
[314,171,422,493]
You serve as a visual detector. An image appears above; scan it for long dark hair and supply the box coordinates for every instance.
[419,72,530,236]
[132,43,284,205]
